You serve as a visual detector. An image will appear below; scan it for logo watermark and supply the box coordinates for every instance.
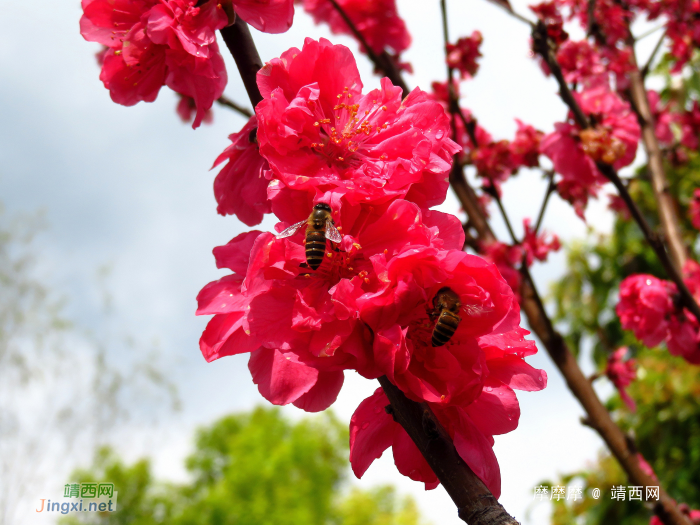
[35,483,118,515]
[534,484,659,502]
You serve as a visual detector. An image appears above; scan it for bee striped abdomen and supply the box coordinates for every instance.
[432,311,461,347]
[305,229,327,270]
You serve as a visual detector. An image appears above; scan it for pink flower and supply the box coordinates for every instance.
[357,246,535,407]
[255,38,460,216]
[510,120,543,169]
[231,0,295,34]
[212,116,272,226]
[679,101,700,150]
[472,141,516,190]
[605,347,637,411]
[80,0,228,128]
[556,40,604,85]
[177,94,213,125]
[301,0,410,61]
[446,31,483,80]
[196,200,465,410]
[690,190,700,231]
[351,331,545,495]
[541,84,640,218]
[647,90,675,147]
[522,218,560,265]
[530,2,568,45]
[616,275,675,348]
[482,241,523,301]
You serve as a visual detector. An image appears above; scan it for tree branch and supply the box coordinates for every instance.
[483,0,536,27]
[641,29,666,77]
[379,377,520,525]
[532,21,700,323]
[327,0,409,96]
[217,16,515,524]
[533,170,555,235]
[216,95,253,118]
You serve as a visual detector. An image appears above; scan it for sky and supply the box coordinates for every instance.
[0,0,661,523]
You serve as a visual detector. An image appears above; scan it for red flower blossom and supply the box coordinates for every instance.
[530,1,568,45]
[605,347,637,411]
[510,120,543,168]
[177,94,213,125]
[196,200,466,410]
[212,116,272,226]
[255,39,460,218]
[522,218,560,265]
[473,140,516,189]
[556,40,604,85]
[616,274,676,348]
[351,329,545,495]
[541,83,640,218]
[647,90,675,147]
[446,31,483,80]
[301,0,410,65]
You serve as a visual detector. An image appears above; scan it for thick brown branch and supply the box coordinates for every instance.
[379,377,520,525]
[219,17,264,107]
[327,0,409,96]
[625,45,687,270]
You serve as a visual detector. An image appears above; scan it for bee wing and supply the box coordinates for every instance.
[460,303,492,317]
[275,220,306,239]
[324,220,342,243]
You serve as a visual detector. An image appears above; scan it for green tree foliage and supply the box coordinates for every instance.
[62,407,426,525]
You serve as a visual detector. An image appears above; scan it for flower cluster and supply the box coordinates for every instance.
[616,267,700,365]
[80,0,294,127]
[198,38,547,495]
[540,82,640,218]
[301,0,411,71]
[446,31,483,80]
[605,347,637,411]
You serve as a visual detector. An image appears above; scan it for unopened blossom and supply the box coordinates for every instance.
[616,274,676,348]
[197,200,466,410]
[522,218,560,265]
[605,347,637,411]
[212,116,271,226]
[255,38,460,222]
[351,329,545,496]
[446,31,483,80]
[301,0,410,64]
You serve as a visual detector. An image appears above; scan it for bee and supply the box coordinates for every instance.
[430,287,462,347]
[276,203,342,270]
[429,287,493,347]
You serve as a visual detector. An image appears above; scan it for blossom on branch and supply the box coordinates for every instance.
[446,31,483,80]
[254,38,460,222]
[605,347,637,411]
[301,0,411,69]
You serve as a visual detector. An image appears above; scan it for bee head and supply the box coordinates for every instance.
[314,203,332,213]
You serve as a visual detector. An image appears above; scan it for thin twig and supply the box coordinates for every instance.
[327,0,409,96]
[533,170,555,235]
[483,0,535,27]
[216,96,253,118]
[532,21,699,322]
[641,28,667,78]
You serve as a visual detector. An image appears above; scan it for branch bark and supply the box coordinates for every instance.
[379,377,520,525]
[217,16,515,525]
